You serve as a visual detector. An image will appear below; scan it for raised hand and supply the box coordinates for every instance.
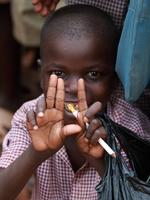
[26,74,81,153]
[32,0,60,16]
[71,78,106,159]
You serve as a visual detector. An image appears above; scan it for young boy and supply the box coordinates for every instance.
[0,4,150,200]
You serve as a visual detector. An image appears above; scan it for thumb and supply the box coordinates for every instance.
[61,124,82,137]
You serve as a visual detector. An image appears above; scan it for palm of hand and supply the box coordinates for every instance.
[75,127,105,159]
[74,109,105,159]
[28,108,64,152]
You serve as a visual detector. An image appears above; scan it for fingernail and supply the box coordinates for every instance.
[33,125,38,130]
[38,112,44,117]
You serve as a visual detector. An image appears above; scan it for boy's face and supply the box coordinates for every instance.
[39,37,116,124]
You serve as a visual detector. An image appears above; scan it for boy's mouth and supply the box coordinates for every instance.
[65,102,78,112]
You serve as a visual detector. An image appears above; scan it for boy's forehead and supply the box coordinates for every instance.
[40,5,118,64]
[40,35,115,71]
[41,34,103,55]
[41,25,106,50]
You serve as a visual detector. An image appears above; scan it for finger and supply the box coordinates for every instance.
[46,74,58,109]
[90,126,106,146]
[77,78,88,112]
[26,110,38,130]
[40,5,49,17]
[33,2,43,13]
[32,0,40,5]
[84,101,102,123]
[49,0,60,11]
[85,118,102,141]
[76,112,85,128]
[61,124,82,136]
[44,0,52,6]
[36,98,46,117]
[55,78,65,111]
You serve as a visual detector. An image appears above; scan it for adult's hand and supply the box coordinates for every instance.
[32,0,60,16]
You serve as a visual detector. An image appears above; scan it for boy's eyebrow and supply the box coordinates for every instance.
[44,63,109,70]
[45,63,66,69]
[44,63,101,69]
[86,64,108,70]
[86,64,101,69]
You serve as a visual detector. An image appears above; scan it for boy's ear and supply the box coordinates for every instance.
[37,59,43,90]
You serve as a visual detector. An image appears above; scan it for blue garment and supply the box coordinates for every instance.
[116,0,150,102]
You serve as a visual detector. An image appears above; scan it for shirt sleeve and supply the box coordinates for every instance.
[0,101,35,168]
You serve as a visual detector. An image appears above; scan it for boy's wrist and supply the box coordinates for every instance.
[84,154,105,177]
[28,144,55,164]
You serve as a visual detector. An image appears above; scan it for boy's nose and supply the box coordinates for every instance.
[65,77,78,94]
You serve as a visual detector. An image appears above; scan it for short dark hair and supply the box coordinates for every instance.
[40,4,119,62]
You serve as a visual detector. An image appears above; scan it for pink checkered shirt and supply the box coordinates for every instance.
[0,94,150,200]
[113,81,150,119]
[64,0,129,33]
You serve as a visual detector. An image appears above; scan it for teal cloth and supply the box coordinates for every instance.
[116,0,150,102]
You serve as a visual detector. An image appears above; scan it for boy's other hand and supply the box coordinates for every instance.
[32,0,60,16]
[26,75,81,153]
[73,79,106,159]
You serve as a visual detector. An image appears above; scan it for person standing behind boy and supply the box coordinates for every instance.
[0,5,150,200]
[32,0,128,34]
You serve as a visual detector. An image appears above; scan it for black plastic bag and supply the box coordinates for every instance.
[95,112,150,200]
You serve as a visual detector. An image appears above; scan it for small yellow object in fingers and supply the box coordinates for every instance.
[67,104,76,113]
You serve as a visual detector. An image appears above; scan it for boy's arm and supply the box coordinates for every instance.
[0,75,81,199]
[32,0,60,16]
[0,144,52,199]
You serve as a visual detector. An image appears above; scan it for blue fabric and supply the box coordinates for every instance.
[115,0,150,102]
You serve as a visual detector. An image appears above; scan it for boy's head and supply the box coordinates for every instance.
[38,4,119,124]
[40,4,118,62]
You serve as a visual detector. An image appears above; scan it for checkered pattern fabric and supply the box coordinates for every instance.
[0,94,150,199]
[113,81,150,119]
[64,0,129,33]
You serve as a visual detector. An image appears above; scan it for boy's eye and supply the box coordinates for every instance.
[52,71,65,77]
[87,71,101,77]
